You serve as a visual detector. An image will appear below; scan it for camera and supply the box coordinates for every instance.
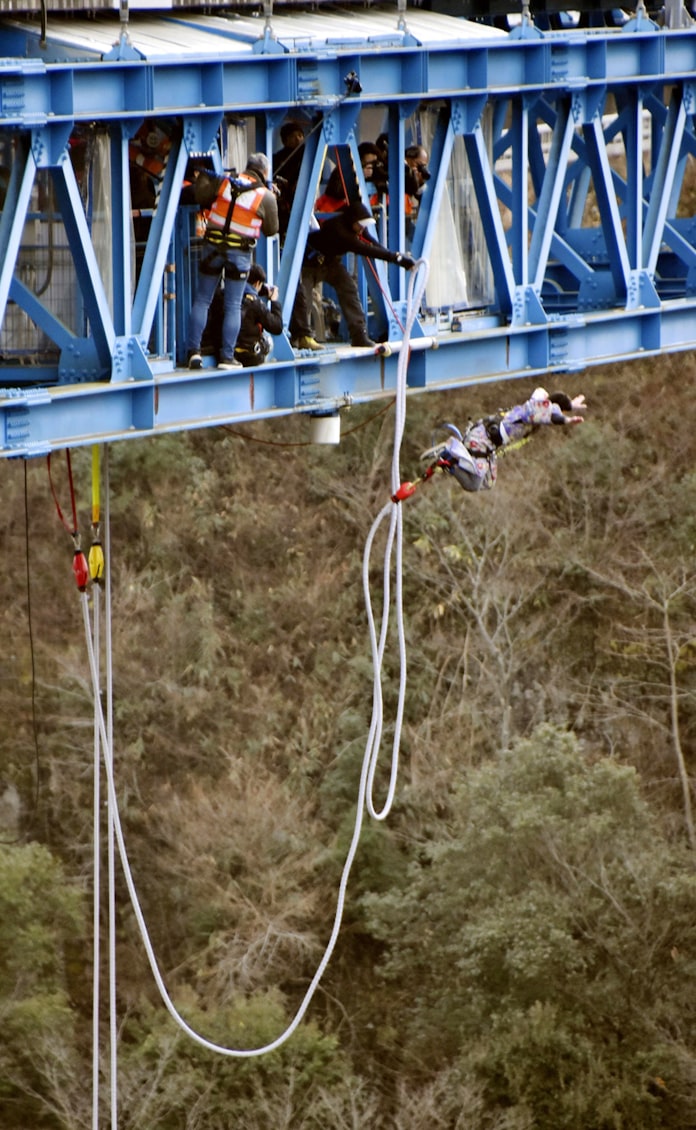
[343,70,362,95]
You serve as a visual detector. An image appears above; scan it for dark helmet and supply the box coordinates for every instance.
[344,201,373,225]
[280,120,305,145]
[549,391,573,412]
[248,263,267,286]
[358,141,379,161]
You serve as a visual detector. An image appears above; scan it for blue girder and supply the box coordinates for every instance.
[1,9,696,456]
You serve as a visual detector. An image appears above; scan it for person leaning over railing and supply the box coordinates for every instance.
[290,201,415,350]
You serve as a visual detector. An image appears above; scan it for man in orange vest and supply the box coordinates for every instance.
[185,154,279,370]
[129,121,173,204]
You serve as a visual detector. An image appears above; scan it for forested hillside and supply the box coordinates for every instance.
[1,355,696,1129]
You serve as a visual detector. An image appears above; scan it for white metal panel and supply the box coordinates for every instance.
[4,7,506,62]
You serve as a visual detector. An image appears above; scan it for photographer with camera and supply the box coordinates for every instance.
[405,144,430,242]
[315,143,387,213]
[362,144,389,202]
[233,264,284,368]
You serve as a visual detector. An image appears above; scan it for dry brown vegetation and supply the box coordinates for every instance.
[2,355,696,1128]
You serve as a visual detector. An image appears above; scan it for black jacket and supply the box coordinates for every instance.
[234,284,283,359]
[273,145,305,192]
[306,208,400,266]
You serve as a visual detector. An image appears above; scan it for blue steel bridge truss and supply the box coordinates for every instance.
[0,6,696,456]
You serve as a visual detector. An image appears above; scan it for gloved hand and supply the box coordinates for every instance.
[395,253,416,269]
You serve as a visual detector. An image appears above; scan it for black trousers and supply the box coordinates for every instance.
[291,257,369,344]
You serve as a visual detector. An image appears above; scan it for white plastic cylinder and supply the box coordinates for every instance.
[309,413,341,445]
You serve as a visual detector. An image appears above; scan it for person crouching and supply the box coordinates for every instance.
[234,265,284,368]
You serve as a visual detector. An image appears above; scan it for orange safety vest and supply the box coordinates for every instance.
[315,190,411,217]
[129,145,168,180]
[206,176,266,248]
[314,191,347,214]
[128,125,172,182]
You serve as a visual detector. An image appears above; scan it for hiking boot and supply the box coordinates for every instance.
[351,335,376,348]
[293,336,323,351]
[187,351,202,370]
[218,357,243,369]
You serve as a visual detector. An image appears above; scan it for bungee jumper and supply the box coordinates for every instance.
[392,387,586,502]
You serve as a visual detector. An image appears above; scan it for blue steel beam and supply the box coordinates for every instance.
[0,141,35,327]
[408,105,453,271]
[643,91,687,276]
[529,99,576,294]
[0,25,696,125]
[110,127,133,339]
[466,117,516,320]
[132,131,191,346]
[2,14,696,456]
[10,277,74,350]
[276,125,325,358]
[50,153,116,374]
[5,294,696,458]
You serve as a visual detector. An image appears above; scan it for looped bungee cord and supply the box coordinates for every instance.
[73,263,432,1076]
[48,443,109,1123]
[74,257,430,1066]
[361,256,429,820]
[81,604,396,1060]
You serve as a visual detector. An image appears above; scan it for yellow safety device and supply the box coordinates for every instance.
[88,445,105,583]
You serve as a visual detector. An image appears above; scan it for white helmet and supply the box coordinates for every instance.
[529,387,552,424]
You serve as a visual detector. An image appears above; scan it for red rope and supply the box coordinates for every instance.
[323,150,407,335]
[47,449,90,591]
[334,145,352,205]
[357,234,406,334]
[47,449,78,535]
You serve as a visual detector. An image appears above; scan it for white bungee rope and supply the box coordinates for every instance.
[84,257,430,1064]
[90,448,119,1130]
[362,257,430,819]
[105,452,118,1130]
[91,583,101,1130]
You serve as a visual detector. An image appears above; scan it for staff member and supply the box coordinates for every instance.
[185,154,279,370]
[290,201,414,350]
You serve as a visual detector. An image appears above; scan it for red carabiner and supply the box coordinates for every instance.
[391,481,418,503]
